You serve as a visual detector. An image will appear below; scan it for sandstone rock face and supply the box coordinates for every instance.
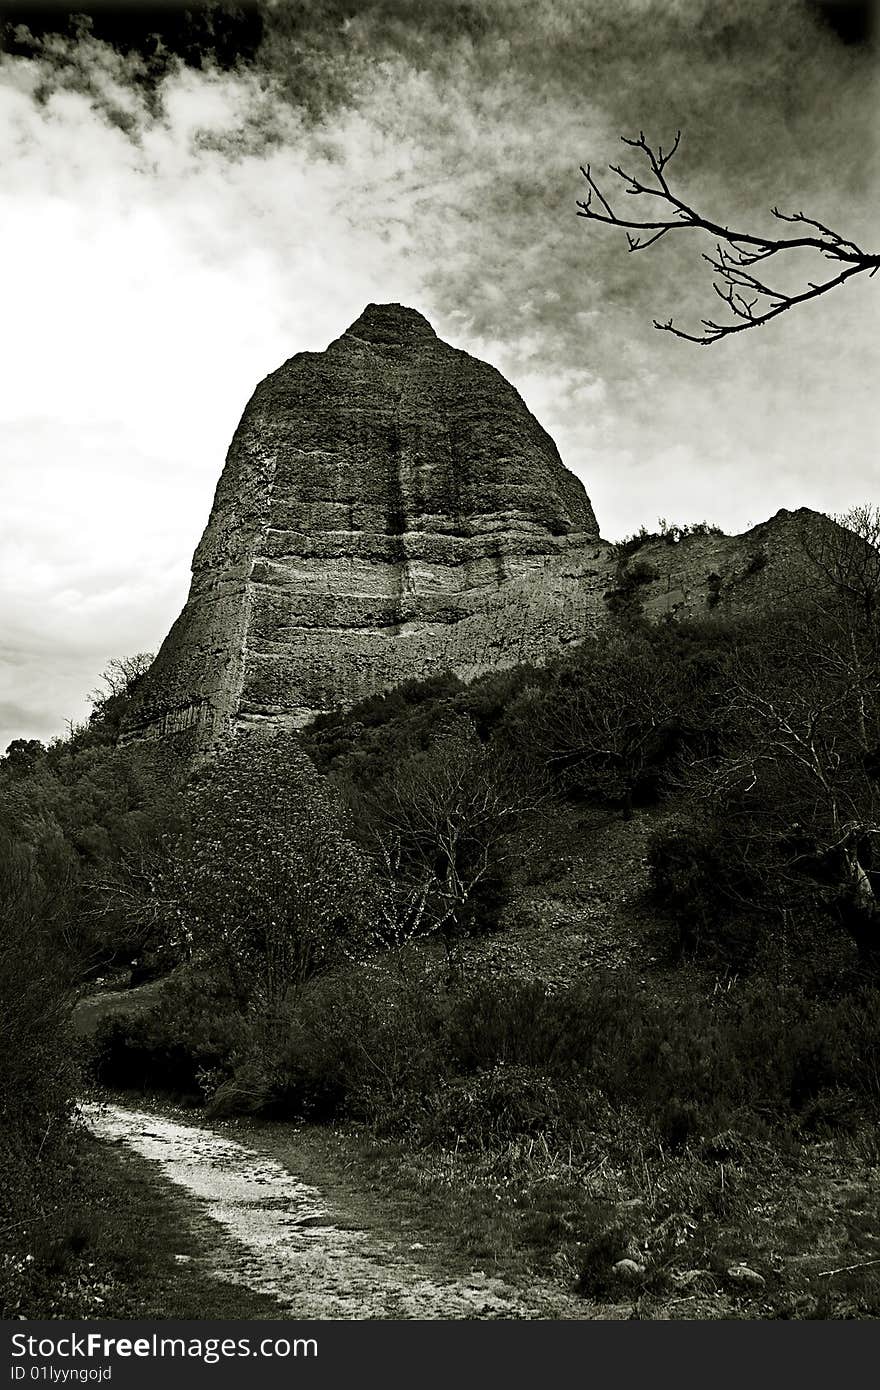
[124,304,610,751]
[613,508,833,623]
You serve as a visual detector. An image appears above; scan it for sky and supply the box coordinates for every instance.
[1,0,877,751]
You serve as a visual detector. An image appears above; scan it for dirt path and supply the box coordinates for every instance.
[80,1101,585,1319]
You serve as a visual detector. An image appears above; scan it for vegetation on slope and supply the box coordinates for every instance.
[2,509,880,1315]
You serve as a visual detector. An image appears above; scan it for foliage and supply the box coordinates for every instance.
[647,819,763,964]
[362,716,545,948]
[179,731,375,1011]
[144,958,880,1147]
[505,626,722,816]
[0,834,78,1283]
[615,519,726,560]
[662,588,880,963]
[91,972,246,1095]
[302,667,533,785]
[86,653,153,743]
[0,653,188,972]
[0,652,186,1310]
[305,619,741,839]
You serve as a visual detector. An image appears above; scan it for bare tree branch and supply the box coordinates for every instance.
[577,133,879,344]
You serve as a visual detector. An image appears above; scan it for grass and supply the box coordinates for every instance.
[2,1129,283,1320]
[236,1113,880,1318]
[14,1082,878,1321]
[68,779,880,1321]
[80,946,880,1318]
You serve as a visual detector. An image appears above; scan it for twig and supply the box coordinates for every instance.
[816,1257,880,1278]
[577,133,879,344]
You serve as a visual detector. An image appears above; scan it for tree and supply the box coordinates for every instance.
[519,631,699,818]
[180,731,372,1013]
[83,652,154,746]
[368,717,544,952]
[0,831,76,1278]
[88,653,154,703]
[680,606,880,964]
[799,505,880,629]
[87,821,191,978]
[578,132,879,344]
[1,739,46,778]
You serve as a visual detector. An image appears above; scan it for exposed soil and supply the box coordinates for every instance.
[463,804,672,986]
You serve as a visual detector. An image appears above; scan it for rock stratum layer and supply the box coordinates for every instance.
[125,304,610,751]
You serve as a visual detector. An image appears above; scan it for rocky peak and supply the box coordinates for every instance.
[121,304,840,757]
[343,302,438,346]
[122,304,606,753]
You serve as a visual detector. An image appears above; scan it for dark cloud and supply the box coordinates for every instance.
[0,2,264,71]
[809,0,876,44]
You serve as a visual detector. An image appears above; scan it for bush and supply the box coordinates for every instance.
[208,961,880,1142]
[268,963,450,1124]
[90,974,246,1094]
[181,731,375,1011]
[647,820,762,965]
[745,548,769,575]
[575,1225,636,1298]
[0,836,78,1303]
[627,560,659,586]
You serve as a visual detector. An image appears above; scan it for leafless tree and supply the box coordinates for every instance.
[578,132,879,344]
[371,718,544,954]
[690,628,880,962]
[799,505,880,628]
[88,652,153,705]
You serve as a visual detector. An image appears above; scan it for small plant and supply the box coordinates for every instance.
[89,973,246,1093]
[615,526,658,560]
[659,518,725,544]
[627,559,659,586]
[575,1225,636,1298]
[745,548,769,575]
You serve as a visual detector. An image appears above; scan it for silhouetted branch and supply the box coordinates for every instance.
[577,132,879,344]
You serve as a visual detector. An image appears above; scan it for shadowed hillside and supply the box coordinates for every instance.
[6,505,879,1315]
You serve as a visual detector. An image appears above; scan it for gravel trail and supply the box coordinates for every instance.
[81,1101,568,1319]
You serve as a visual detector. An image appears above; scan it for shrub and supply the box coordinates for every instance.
[148,948,880,1162]
[362,717,541,947]
[745,548,769,575]
[0,836,77,1302]
[706,572,723,608]
[627,560,659,586]
[647,820,762,965]
[181,731,375,1011]
[575,1225,636,1297]
[90,973,246,1094]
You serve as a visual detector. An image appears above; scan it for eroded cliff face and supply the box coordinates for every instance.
[611,509,833,624]
[124,304,610,751]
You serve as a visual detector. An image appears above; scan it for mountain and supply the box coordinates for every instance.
[123,304,835,755]
[123,304,609,752]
